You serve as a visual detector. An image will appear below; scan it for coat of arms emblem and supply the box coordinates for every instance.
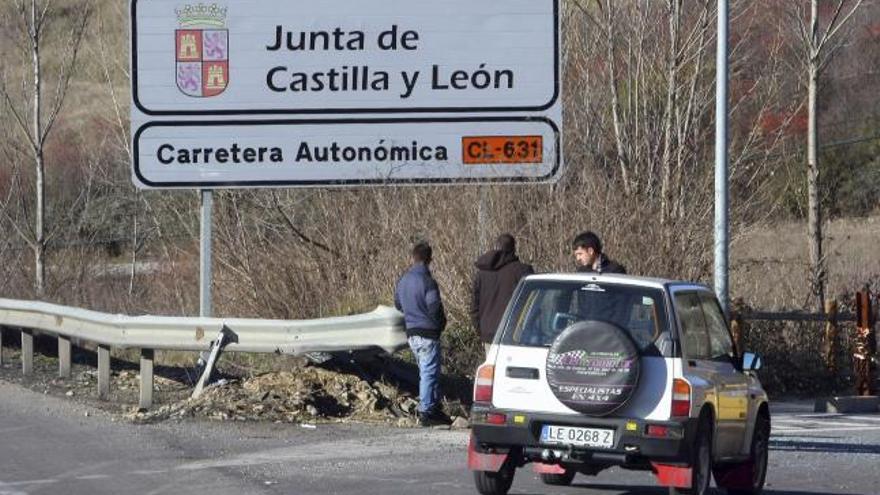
[175,3,228,98]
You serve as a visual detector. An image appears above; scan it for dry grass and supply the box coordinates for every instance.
[732,215,880,309]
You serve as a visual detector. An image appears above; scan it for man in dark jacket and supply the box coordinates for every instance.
[471,234,534,352]
[394,240,447,426]
[572,231,627,274]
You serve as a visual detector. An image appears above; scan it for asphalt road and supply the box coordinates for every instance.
[1,381,879,495]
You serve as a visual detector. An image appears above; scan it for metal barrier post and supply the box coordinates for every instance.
[98,345,111,400]
[21,329,33,376]
[139,349,154,410]
[854,288,875,396]
[58,335,71,378]
[0,326,4,366]
[824,299,839,372]
[729,298,746,355]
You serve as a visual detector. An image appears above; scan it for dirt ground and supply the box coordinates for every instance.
[0,339,470,429]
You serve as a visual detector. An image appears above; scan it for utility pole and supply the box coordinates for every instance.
[714,0,729,315]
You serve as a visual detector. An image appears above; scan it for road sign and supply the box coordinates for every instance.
[130,0,562,188]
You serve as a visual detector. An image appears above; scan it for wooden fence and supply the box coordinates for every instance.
[730,288,876,396]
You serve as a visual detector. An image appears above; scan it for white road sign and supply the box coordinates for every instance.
[134,118,559,187]
[130,0,562,188]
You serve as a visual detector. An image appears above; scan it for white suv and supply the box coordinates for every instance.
[468,274,769,495]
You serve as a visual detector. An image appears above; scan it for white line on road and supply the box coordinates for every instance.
[0,479,58,487]
[773,425,880,434]
[775,421,876,428]
[840,415,880,422]
[0,426,35,435]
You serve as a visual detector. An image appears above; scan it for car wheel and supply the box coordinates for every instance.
[540,469,575,486]
[671,414,713,495]
[721,413,770,495]
[474,464,515,495]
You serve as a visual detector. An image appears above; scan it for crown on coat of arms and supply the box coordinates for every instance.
[176,3,227,28]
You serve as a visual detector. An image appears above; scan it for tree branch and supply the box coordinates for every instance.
[42,3,91,146]
[271,192,340,257]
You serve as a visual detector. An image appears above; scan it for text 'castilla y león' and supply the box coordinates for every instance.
[264,25,515,99]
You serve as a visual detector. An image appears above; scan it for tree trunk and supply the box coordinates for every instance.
[605,1,631,196]
[31,0,46,298]
[807,0,825,313]
[477,187,489,252]
[660,0,681,227]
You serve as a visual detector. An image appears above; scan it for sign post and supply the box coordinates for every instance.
[200,189,212,317]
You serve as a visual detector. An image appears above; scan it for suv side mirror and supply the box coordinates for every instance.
[742,352,762,372]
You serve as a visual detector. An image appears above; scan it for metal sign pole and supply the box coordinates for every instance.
[200,189,213,318]
[195,189,214,381]
[714,0,730,315]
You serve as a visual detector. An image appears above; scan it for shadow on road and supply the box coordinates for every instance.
[771,438,880,455]
[762,492,870,495]
[515,483,867,495]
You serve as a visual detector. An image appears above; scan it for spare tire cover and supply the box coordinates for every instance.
[546,320,641,416]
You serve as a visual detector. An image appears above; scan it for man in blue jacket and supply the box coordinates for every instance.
[395,240,448,426]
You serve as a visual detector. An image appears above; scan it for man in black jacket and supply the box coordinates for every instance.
[572,231,627,274]
[471,234,534,353]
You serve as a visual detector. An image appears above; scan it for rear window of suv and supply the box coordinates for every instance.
[500,280,669,352]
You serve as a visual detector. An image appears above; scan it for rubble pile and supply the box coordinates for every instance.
[126,367,425,426]
[0,347,469,428]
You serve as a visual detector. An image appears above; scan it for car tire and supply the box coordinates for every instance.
[671,414,713,495]
[540,470,575,486]
[474,464,515,495]
[718,413,770,495]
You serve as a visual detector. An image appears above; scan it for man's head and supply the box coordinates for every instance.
[496,233,516,254]
[572,231,602,268]
[411,240,433,265]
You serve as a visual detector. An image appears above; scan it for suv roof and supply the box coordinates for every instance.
[524,273,709,292]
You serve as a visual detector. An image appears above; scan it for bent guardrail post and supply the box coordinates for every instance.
[21,328,33,376]
[140,349,154,410]
[192,326,237,399]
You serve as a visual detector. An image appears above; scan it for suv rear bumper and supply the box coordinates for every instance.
[471,406,698,468]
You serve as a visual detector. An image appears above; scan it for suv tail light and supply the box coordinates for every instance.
[671,378,691,417]
[474,364,495,403]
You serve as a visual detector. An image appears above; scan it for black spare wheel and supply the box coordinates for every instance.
[546,320,641,416]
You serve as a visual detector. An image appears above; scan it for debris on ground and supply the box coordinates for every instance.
[0,346,471,428]
[124,367,426,424]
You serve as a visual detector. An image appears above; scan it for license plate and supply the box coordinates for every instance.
[541,425,615,448]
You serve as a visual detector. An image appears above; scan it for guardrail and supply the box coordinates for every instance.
[0,298,407,409]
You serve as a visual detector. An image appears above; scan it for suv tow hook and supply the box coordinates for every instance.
[540,449,567,462]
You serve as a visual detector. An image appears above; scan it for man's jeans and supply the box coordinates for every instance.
[408,335,441,414]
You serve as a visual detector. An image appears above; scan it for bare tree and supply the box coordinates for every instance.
[563,0,794,276]
[0,0,92,297]
[784,0,866,312]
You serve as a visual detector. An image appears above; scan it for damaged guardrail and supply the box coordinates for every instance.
[0,298,406,409]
